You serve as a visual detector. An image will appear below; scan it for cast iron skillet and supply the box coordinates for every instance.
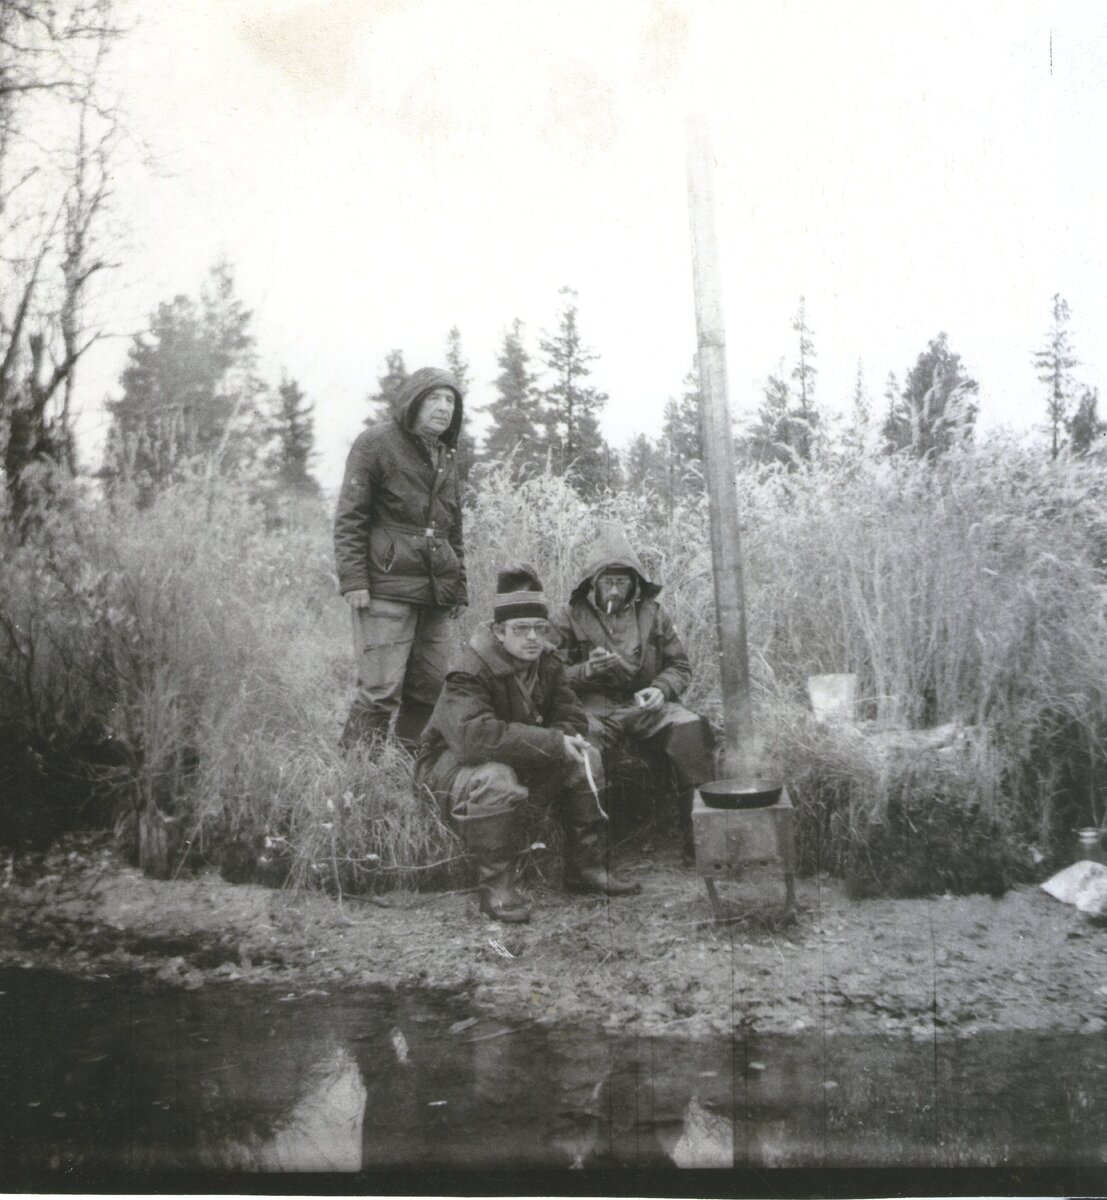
[699,778,783,810]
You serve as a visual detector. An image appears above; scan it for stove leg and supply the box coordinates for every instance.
[704,877,724,920]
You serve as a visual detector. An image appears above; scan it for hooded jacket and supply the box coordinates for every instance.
[334,367,467,607]
[551,524,692,702]
[417,622,587,773]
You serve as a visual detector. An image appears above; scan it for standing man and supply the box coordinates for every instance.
[552,524,714,862]
[416,566,639,923]
[334,366,466,753]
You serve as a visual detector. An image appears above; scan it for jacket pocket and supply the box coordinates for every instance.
[369,525,423,579]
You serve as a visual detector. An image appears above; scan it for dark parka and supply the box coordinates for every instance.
[417,623,587,774]
[333,367,467,607]
[551,525,692,702]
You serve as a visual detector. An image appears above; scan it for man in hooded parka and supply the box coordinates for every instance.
[334,367,467,752]
[551,524,714,860]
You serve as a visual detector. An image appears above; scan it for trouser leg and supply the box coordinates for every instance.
[527,748,639,897]
[601,700,712,862]
[393,606,453,754]
[423,753,532,922]
[341,597,419,750]
[646,706,714,863]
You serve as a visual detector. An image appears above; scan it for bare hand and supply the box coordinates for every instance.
[562,733,591,764]
[586,646,622,677]
[634,686,665,713]
[447,604,465,620]
[344,589,371,610]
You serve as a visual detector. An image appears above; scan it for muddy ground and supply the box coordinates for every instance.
[1,832,1104,1042]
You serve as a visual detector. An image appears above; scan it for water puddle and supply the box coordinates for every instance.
[1,967,1104,1174]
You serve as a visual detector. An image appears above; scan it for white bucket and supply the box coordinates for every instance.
[806,673,858,723]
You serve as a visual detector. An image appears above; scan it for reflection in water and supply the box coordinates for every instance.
[1,968,1104,1175]
[663,1096,732,1168]
[212,1046,366,1172]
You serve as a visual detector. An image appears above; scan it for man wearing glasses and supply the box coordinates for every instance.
[416,565,639,923]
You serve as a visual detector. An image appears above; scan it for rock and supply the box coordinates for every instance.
[1040,862,1107,917]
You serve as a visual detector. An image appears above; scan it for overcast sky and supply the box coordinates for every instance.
[76,0,1107,493]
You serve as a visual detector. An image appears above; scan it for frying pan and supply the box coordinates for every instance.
[699,777,783,810]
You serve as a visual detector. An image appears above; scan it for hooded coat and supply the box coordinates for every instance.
[551,524,692,702]
[334,367,467,607]
[417,622,587,773]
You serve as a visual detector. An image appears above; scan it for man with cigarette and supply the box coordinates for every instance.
[552,524,714,863]
[416,565,640,923]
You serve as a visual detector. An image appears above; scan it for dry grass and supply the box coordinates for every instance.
[2,438,1106,895]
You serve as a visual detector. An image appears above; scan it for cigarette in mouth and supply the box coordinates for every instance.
[606,600,613,614]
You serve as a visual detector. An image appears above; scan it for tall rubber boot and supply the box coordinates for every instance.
[339,702,391,753]
[454,806,531,923]
[393,701,434,758]
[564,817,641,897]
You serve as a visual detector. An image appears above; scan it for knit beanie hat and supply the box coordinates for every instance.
[493,564,548,622]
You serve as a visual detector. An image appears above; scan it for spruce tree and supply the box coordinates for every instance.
[841,359,871,460]
[790,296,819,456]
[485,319,545,473]
[103,262,266,500]
[538,287,613,496]
[1033,294,1078,460]
[268,376,319,495]
[365,350,408,424]
[882,333,978,460]
[745,366,796,467]
[445,325,477,482]
[664,367,705,490]
[1068,388,1106,457]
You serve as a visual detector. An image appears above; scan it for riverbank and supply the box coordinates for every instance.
[2,832,1104,1041]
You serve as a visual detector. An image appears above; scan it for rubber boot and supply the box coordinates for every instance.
[565,819,641,897]
[455,806,531,923]
[339,702,391,753]
[476,856,532,923]
[393,701,434,758]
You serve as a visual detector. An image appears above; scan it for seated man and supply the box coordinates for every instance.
[551,524,714,862]
[416,565,639,924]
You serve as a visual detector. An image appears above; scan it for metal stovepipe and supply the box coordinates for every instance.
[685,114,753,777]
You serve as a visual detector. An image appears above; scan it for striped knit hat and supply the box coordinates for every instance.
[493,564,548,622]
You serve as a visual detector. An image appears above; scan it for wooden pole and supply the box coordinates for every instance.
[685,114,754,777]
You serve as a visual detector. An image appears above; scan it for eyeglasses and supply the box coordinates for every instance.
[505,621,549,637]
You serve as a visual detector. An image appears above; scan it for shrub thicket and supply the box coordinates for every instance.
[2,437,1105,895]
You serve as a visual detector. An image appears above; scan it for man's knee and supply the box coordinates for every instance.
[452,761,529,820]
[658,701,704,727]
[564,744,605,791]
